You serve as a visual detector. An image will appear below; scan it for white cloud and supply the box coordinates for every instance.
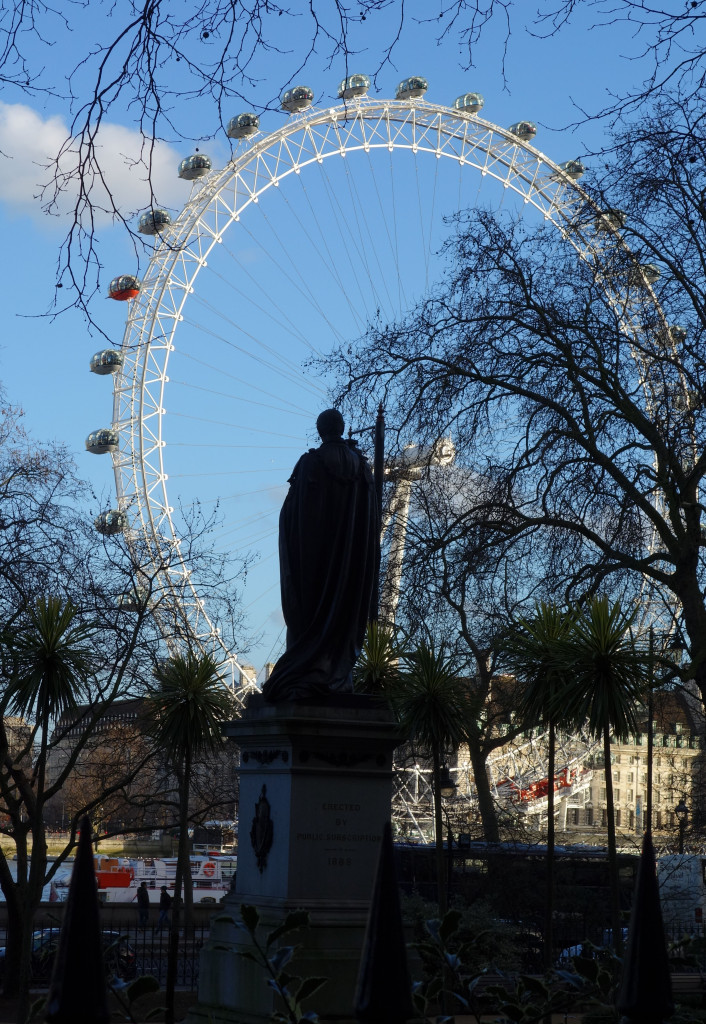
[0,101,187,226]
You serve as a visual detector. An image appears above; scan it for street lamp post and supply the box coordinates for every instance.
[439,764,457,909]
[675,796,688,854]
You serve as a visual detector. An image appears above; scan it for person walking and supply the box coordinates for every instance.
[157,885,172,931]
[136,881,150,929]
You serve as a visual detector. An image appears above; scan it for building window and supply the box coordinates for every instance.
[656,812,662,828]
[629,810,635,828]
[586,807,594,826]
[615,809,621,826]
[615,788,621,802]
[628,789,634,802]
[602,809,608,826]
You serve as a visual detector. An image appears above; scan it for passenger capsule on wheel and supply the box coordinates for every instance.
[656,324,686,350]
[594,208,626,232]
[227,113,260,139]
[178,154,212,180]
[90,349,124,375]
[629,263,661,286]
[86,428,119,455]
[108,276,141,301]
[508,121,537,142]
[337,74,371,100]
[94,509,128,535]
[281,86,314,113]
[138,209,172,235]
[115,588,148,613]
[453,92,484,114]
[551,159,585,181]
[396,76,428,100]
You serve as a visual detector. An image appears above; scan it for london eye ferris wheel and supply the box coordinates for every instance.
[86,73,680,704]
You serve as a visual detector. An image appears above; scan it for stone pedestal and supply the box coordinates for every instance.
[188,695,400,1024]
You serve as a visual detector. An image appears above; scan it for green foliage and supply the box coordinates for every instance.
[505,597,647,739]
[145,650,235,766]
[354,621,405,693]
[557,596,647,741]
[505,601,578,729]
[401,893,525,974]
[6,594,95,720]
[391,642,470,752]
[412,910,625,1024]
[236,904,326,1024]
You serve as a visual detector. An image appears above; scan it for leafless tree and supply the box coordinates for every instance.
[0,396,246,1011]
[1,0,703,321]
[391,464,542,840]
[328,92,706,705]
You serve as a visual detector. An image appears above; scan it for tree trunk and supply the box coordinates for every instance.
[15,817,50,1024]
[184,848,194,933]
[431,745,447,918]
[3,889,22,999]
[467,737,499,842]
[544,722,555,972]
[603,729,622,953]
[166,755,191,1024]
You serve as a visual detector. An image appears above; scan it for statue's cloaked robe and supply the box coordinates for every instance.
[262,437,377,702]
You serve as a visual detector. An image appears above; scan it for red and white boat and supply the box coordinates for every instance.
[93,853,235,904]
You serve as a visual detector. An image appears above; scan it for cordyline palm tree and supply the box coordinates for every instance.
[5,595,95,1022]
[354,621,406,693]
[388,642,469,916]
[557,596,647,953]
[145,650,234,1024]
[9,595,94,792]
[505,601,577,971]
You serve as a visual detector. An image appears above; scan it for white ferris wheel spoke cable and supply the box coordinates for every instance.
[388,148,408,314]
[169,373,313,418]
[302,157,390,330]
[169,466,292,478]
[182,293,322,382]
[338,150,398,319]
[236,205,349,350]
[364,149,410,317]
[168,376,316,415]
[174,349,314,414]
[305,162,381,327]
[179,483,293,508]
[180,306,326,396]
[414,154,432,291]
[281,171,370,335]
[204,254,326,355]
[166,411,305,440]
[104,92,676,706]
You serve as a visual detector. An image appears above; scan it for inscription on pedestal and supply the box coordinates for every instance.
[294,799,381,879]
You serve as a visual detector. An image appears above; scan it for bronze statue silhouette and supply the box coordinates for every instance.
[262,409,377,702]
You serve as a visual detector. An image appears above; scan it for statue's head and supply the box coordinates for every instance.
[316,408,345,441]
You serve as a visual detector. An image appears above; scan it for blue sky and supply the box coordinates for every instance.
[0,4,666,678]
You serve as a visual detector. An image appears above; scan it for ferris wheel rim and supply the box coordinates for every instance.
[108,92,672,683]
